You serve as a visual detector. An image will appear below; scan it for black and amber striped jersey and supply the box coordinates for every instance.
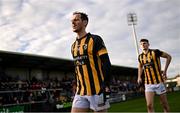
[71,33,109,96]
[138,49,164,84]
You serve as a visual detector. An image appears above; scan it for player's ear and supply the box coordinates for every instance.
[83,20,88,27]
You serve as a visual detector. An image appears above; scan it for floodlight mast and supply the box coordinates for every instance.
[127,13,139,59]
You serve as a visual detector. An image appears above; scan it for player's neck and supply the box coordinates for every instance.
[77,31,87,39]
[143,49,149,54]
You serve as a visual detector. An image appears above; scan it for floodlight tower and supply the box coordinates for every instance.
[127,13,139,58]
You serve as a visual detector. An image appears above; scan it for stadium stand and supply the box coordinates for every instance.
[0,50,140,112]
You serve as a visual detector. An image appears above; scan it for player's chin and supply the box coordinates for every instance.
[73,30,79,33]
[72,28,77,32]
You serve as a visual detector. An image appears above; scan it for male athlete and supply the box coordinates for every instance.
[137,38,171,113]
[71,11,111,112]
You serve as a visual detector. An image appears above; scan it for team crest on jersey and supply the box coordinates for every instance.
[83,44,88,50]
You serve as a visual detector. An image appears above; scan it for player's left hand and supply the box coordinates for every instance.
[104,86,111,100]
[162,71,167,80]
[105,86,110,92]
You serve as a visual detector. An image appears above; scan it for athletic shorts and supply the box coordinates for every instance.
[145,83,166,95]
[72,93,110,111]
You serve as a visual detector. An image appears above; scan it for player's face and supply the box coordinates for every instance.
[71,14,85,33]
[140,41,149,50]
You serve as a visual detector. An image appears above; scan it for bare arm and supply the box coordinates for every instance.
[137,63,143,84]
[161,52,172,79]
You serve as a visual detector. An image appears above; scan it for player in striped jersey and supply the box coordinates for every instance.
[137,38,172,113]
[70,11,111,112]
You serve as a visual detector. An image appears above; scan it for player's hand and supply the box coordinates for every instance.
[105,86,110,92]
[137,77,142,84]
[162,71,167,80]
[104,86,111,100]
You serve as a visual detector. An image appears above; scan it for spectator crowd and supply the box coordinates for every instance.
[0,74,143,107]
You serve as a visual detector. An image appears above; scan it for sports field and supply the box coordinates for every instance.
[109,91,180,112]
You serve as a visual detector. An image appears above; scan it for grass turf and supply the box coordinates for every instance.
[109,91,180,112]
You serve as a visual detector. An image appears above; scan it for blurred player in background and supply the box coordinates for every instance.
[137,38,172,113]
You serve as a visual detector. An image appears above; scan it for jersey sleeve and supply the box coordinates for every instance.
[99,54,111,88]
[94,35,108,56]
[155,49,163,57]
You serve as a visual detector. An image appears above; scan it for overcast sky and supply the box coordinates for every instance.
[0,0,179,78]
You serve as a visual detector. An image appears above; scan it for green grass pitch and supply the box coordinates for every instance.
[109,91,180,112]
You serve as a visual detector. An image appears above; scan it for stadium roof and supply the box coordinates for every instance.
[0,50,137,75]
